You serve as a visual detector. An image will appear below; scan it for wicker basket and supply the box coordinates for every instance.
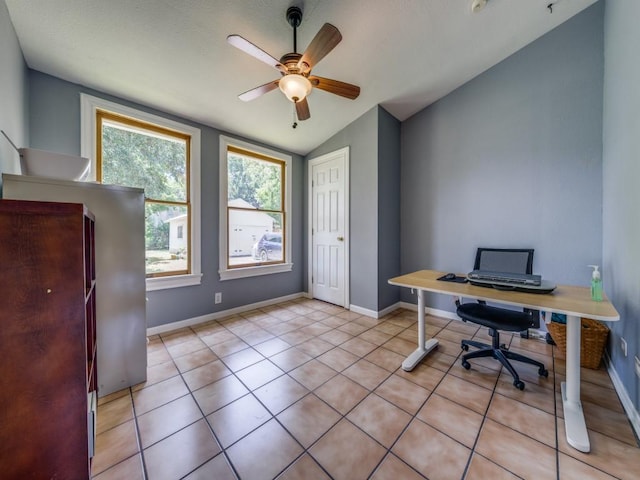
[547,318,609,369]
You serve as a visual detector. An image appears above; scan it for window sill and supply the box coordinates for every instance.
[146,273,203,291]
[219,263,293,281]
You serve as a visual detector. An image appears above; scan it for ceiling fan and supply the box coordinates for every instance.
[227,6,360,122]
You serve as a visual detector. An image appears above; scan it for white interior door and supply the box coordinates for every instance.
[309,147,349,307]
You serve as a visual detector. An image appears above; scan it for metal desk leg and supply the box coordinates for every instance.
[561,314,590,452]
[402,289,439,371]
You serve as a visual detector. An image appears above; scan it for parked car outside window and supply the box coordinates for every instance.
[252,233,282,261]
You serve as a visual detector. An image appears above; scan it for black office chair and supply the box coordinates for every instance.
[457,248,548,390]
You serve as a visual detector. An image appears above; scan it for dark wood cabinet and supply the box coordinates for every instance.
[0,199,97,479]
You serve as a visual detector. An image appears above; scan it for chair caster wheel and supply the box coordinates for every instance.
[514,380,525,390]
[539,368,549,377]
[462,360,471,370]
[461,344,469,351]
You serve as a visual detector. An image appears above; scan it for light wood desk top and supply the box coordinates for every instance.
[389,270,619,322]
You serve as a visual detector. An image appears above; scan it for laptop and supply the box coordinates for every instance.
[467,270,542,286]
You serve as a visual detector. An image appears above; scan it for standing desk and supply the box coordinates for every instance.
[388,269,620,453]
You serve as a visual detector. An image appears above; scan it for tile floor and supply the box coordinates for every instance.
[92,298,640,480]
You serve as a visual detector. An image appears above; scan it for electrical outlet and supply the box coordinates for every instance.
[215,292,222,304]
[621,337,627,357]
[635,356,640,378]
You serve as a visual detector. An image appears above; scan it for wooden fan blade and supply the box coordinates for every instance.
[238,80,280,102]
[227,34,286,73]
[309,76,360,100]
[295,98,310,121]
[298,23,342,70]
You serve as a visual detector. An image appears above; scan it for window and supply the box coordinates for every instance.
[81,94,201,291]
[219,135,292,280]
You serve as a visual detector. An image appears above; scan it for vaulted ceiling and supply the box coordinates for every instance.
[6,0,598,155]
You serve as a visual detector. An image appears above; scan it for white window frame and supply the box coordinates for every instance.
[219,135,293,281]
[80,93,202,291]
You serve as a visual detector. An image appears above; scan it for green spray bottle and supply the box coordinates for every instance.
[588,265,602,301]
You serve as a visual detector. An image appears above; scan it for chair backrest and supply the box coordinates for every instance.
[474,248,534,275]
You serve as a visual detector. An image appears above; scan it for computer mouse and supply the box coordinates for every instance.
[445,273,456,280]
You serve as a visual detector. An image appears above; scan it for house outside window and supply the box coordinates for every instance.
[81,94,201,291]
[219,135,292,280]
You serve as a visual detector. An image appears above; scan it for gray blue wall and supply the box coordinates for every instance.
[27,71,304,328]
[0,1,28,182]
[377,108,401,310]
[400,2,605,312]
[305,106,379,312]
[602,0,640,415]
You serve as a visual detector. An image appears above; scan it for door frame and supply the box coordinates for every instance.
[307,146,350,307]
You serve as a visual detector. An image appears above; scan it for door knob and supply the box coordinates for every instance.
[337,236,344,241]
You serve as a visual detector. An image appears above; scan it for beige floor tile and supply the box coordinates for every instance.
[434,374,493,415]
[220,347,264,372]
[209,337,250,357]
[253,375,310,414]
[417,393,484,448]
[310,419,387,480]
[132,361,180,391]
[226,419,303,480]
[447,359,501,390]
[182,453,237,480]
[383,336,419,356]
[192,375,249,415]
[298,322,333,337]
[166,337,208,358]
[375,374,431,414]
[557,421,640,480]
[340,337,378,356]
[357,328,393,346]
[289,358,338,390]
[486,393,556,447]
[296,337,335,356]
[92,454,144,480]
[137,394,203,448]
[277,393,342,448]
[199,328,238,347]
[182,359,232,392]
[347,393,412,448]
[475,419,556,480]
[317,346,360,371]
[342,359,391,390]
[144,419,220,480]
[421,349,459,372]
[374,322,405,336]
[558,453,619,480]
[172,348,218,373]
[395,362,446,390]
[464,453,520,480]
[315,374,369,415]
[132,375,189,415]
[370,453,426,480]
[365,346,405,372]
[97,388,130,406]
[445,319,480,336]
[96,393,133,434]
[318,328,353,346]
[207,393,271,447]
[582,400,638,446]
[253,337,291,357]
[495,372,556,415]
[269,346,313,371]
[147,347,172,367]
[237,327,275,346]
[92,420,139,476]
[276,453,331,480]
[235,358,284,390]
[392,418,470,480]
[279,329,315,346]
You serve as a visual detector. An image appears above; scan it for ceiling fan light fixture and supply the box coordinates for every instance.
[279,74,312,102]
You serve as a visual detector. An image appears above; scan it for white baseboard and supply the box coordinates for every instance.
[146,292,305,336]
[397,301,460,321]
[604,351,640,441]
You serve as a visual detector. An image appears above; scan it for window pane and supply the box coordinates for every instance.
[228,209,283,266]
[227,153,282,211]
[102,122,187,202]
[145,203,188,275]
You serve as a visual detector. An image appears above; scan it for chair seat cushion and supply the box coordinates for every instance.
[457,303,536,332]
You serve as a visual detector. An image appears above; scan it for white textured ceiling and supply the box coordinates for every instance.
[6,0,597,155]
